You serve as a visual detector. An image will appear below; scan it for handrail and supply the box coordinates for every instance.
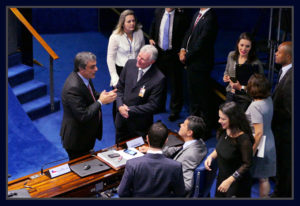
[10,8,59,60]
[10,8,58,111]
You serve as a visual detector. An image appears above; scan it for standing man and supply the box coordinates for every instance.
[271,41,293,197]
[60,52,117,160]
[115,45,165,143]
[179,8,218,140]
[118,122,185,197]
[149,8,189,121]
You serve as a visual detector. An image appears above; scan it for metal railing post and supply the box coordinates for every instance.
[49,56,54,111]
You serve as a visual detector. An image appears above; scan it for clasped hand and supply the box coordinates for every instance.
[99,88,117,104]
[119,104,130,119]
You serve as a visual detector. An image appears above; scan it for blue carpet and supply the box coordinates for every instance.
[8,31,273,197]
[8,84,66,180]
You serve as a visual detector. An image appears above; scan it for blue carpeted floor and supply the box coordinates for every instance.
[8,31,273,198]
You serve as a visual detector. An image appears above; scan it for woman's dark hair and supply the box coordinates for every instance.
[233,32,258,63]
[247,73,271,99]
[218,102,254,144]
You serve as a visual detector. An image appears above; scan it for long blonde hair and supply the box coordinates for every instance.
[113,9,142,35]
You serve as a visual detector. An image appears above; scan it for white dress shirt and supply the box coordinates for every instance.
[279,63,292,82]
[107,29,145,86]
[77,72,102,105]
[158,9,175,50]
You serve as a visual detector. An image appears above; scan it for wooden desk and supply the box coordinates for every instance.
[8,132,182,198]
[8,145,126,198]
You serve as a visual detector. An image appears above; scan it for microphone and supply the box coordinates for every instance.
[40,157,69,175]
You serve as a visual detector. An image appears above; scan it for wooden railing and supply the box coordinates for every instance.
[10,8,59,111]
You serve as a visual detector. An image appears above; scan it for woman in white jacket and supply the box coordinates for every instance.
[107,9,145,122]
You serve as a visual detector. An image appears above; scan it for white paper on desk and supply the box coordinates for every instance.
[126,136,145,148]
[116,147,144,160]
[257,135,266,158]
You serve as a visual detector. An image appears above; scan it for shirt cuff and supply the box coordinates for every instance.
[97,100,103,106]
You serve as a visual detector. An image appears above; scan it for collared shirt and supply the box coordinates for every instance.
[279,63,292,82]
[158,9,175,50]
[107,29,145,86]
[182,139,197,150]
[77,72,102,105]
[199,8,210,17]
[138,64,152,76]
[147,148,163,154]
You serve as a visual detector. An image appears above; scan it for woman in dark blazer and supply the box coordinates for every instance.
[223,32,264,111]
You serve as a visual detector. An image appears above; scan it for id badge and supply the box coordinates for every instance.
[139,86,146,97]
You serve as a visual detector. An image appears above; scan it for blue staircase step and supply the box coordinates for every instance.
[8,52,22,67]
[12,80,47,104]
[22,96,60,120]
[8,64,34,87]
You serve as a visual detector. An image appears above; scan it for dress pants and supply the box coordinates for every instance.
[186,68,213,139]
[156,49,184,115]
[112,65,123,124]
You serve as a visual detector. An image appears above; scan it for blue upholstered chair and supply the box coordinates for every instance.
[191,147,218,198]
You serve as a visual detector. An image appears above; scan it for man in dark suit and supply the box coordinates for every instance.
[149,8,189,121]
[118,122,185,197]
[141,116,207,196]
[60,52,117,160]
[179,8,218,140]
[115,45,165,143]
[271,41,293,197]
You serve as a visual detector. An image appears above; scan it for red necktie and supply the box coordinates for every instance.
[193,12,202,30]
[88,83,101,122]
[88,83,96,102]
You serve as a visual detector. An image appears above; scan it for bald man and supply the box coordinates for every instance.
[271,41,292,197]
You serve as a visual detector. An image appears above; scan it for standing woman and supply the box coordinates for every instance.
[223,32,264,111]
[107,9,145,121]
[205,102,254,197]
[246,74,276,197]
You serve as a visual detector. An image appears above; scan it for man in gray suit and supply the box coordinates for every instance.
[139,116,207,196]
[165,116,207,196]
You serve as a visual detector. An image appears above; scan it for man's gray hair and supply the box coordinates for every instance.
[74,51,96,72]
[139,44,158,62]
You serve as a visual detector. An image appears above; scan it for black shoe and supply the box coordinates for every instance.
[168,113,179,122]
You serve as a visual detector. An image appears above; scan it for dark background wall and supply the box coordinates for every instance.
[31,8,272,38]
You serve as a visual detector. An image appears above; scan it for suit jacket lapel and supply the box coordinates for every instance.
[273,67,293,94]
[134,65,155,89]
[74,72,95,102]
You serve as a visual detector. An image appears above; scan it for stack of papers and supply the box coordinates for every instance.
[97,148,143,170]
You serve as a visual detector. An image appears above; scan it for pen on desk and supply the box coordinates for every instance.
[118,156,123,162]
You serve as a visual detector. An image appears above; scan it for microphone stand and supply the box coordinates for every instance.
[40,157,69,175]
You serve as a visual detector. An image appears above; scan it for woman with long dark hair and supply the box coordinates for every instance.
[223,32,264,111]
[204,102,254,197]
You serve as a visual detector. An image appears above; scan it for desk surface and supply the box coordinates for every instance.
[8,145,126,198]
[8,133,183,198]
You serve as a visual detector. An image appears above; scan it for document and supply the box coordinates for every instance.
[97,148,144,170]
[257,135,266,158]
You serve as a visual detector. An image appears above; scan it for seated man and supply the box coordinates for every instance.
[140,116,207,196]
[118,122,185,197]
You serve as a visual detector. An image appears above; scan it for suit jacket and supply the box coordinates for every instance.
[115,59,165,138]
[181,9,218,70]
[118,153,185,197]
[149,8,189,53]
[165,139,207,195]
[60,71,102,151]
[272,67,293,145]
